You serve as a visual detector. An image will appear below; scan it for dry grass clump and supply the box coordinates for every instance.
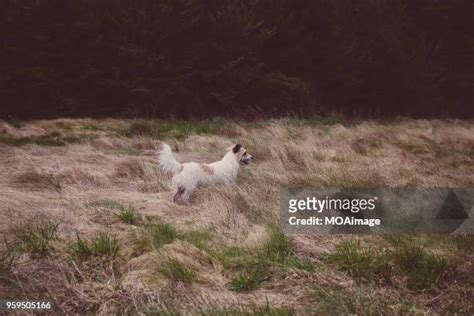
[113,157,167,192]
[114,157,146,178]
[158,243,219,287]
[203,184,276,226]
[277,144,308,172]
[0,121,19,136]
[130,136,161,151]
[60,167,109,188]
[11,169,63,192]
[86,199,141,225]
[92,136,116,151]
[11,167,107,192]
[351,137,383,155]
[0,118,473,314]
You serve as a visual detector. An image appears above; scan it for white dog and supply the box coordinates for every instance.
[157,143,253,204]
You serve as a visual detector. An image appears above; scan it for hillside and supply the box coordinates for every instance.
[0,118,473,314]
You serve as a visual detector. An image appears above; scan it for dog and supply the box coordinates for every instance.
[157,143,253,205]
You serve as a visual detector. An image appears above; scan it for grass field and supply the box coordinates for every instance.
[0,118,473,314]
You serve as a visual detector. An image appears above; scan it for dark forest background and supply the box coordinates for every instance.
[0,0,472,120]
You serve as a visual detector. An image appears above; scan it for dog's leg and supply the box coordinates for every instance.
[173,186,185,204]
[172,190,180,204]
[182,189,191,206]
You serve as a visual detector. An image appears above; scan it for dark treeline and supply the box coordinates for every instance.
[0,0,472,120]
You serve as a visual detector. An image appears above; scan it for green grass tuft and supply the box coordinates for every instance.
[123,119,225,140]
[118,207,138,225]
[448,234,474,253]
[0,132,82,147]
[319,113,346,125]
[54,121,74,130]
[322,240,391,282]
[133,220,177,253]
[147,222,177,250]
[69,234,94,261]
[137,225,308,292]
[311,287,420,315]
[262,228,293,264]
[198,301,295,316]
[212,227,313,292]
[312,288,359,314]
[159,259,197,283]
[12,220,59,259]
[92,233,121,257]
[213,227,311,273]
[324,238,453,291]
[87,199,124,210]
[87,199,140,225]
[211,246,258,270]
[391,243,451,291]
[261,227,313,270]
[146,310,180,316]
[178,229,214,251]
[148,301,294,316]
[229,267,267,292]
[80,122,108,132]
[0,240,19,277]
[69,232,120,261]
[0,252,15,275]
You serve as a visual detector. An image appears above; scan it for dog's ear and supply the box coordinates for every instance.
[232,144,242,154]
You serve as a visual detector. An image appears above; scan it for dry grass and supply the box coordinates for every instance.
[0,118,473,314]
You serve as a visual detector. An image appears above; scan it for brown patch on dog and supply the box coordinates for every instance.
[200,164,214,175]
[235,146,246,162]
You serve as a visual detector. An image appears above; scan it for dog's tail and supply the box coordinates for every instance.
[157,143,182,174]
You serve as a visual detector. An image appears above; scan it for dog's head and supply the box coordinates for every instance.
[228,144,253,165]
